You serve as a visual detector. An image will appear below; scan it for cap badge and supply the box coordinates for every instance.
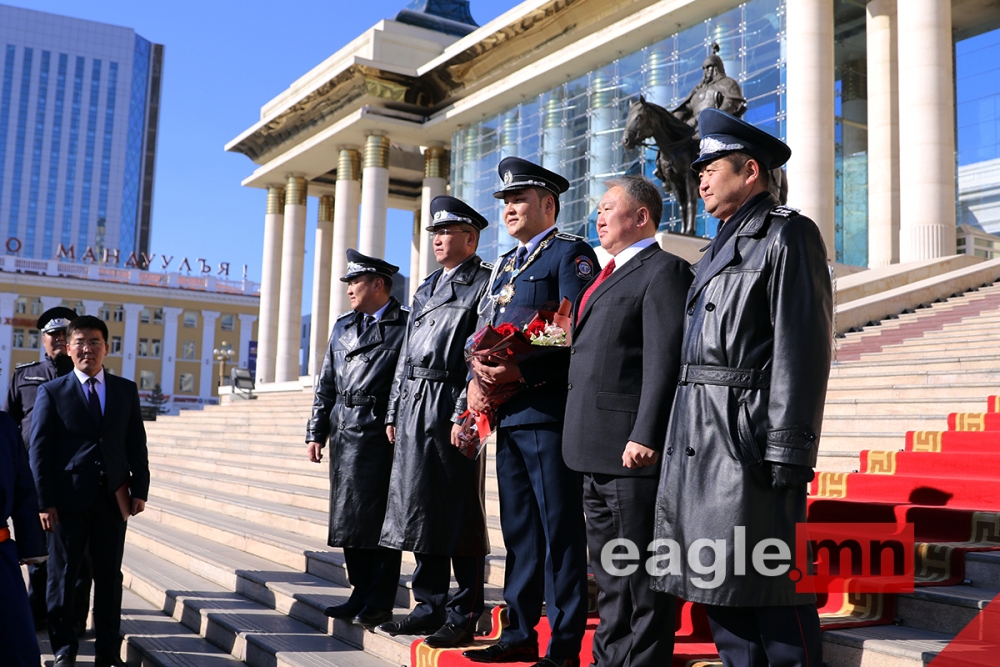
[700,136,745,155]
[346,262,375,274]
[503,170,513,186]
[433,210,447,221]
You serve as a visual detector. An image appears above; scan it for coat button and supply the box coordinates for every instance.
[402,391,408,399]
[570,347,576,355]
[687,306,695,316]
[567,383,573,390]
[340,422,347,429]
[685,447,695,456]
[666,446,674,455]
[430,320,436,326]
[705,303,716,312]
[414,321,421,327]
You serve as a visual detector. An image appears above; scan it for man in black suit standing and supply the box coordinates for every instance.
[563,175,691,667]
[30,315,150,667]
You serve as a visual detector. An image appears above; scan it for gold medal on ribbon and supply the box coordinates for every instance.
[497,283,516,306]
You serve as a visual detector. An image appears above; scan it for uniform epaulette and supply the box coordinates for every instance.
[771,206,800,218]
[481,261,494,270]
[15,360,40,369]
[555,232,583,241]
[336,310,355,321]
[400,305,412,312]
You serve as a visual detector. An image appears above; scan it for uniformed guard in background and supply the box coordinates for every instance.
[652,108,832,667]
[306,250,409,629]
[464,157,599,667]
[379,195,493,648]
[2,306,91,634]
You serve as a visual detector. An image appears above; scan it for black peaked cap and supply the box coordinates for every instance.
[427,195,489,231]
[340,249,400,282]
[37,306,78,333]
[691,108,792,172]
[493,156,570,199]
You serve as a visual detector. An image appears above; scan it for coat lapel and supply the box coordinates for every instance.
[347,298,401,357]
[576,244,658,332]
[418,256,482,319]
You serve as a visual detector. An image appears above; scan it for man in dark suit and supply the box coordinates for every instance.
[464,157,599,667]
[30,315,150,667]
[562,175,691,667]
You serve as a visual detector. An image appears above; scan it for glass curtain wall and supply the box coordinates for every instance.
[451,0,786,262]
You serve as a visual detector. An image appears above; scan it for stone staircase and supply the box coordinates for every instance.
[100,280,1000,667]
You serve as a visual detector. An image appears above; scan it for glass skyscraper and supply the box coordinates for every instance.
[0,4,162,261]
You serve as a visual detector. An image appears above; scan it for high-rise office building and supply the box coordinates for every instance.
[0,4,162,261]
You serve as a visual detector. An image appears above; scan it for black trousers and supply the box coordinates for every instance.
[584,473,675,667]
[705,604,822,667]
[495,424,588,661]
[343,546,402,612]
[408,553,485,631]
[29,543,92,628]
[47,486,127,662]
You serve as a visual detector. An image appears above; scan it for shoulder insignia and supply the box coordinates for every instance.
[336,310,355,321]
[556,232,583,242]
[400,305,412,312]
[575,256,595,279]
[15,360,41,369]
[771,206,800,218]
[481,261,494,270]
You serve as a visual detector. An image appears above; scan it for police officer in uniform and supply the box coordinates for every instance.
[2,306,91,634]
[463,157,598,667]
[306,250,408,629]
[379,196,492,648]
[651,109,832,667]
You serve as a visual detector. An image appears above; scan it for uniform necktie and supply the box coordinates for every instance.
[87,377,102,428]
[514,246,528,271]
[364,314,375,332]
[577,258,616,319]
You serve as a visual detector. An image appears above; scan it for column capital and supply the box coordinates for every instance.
[81,300,104,316]
[238,313,258,325]
[364,134,390,170]
[40,295,64,309]
[122,303,145,316]
[162,306,184,318]
[338,148,362,181]
[266,185,285,214]
[318,194,335,222]
[285,176,308,206]
[200,309,221,322]
[424,146,448,180]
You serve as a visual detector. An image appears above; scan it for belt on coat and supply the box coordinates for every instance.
[334,392,376,407]
[0,526,9,543]
[405,365,466,383]
[677,364,771,390]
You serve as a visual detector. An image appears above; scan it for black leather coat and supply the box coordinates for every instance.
[380,257,491,557]
[652,195,832,607]
[306,298,408,549]
[4,355,73,445]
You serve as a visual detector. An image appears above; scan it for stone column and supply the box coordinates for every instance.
[160,307,183,408]
[898,0,957,261]
[39,296,64,360]
[359,134,389,257]
[867,0,900,267]
[256,185,284,384]
[410,211,422,303]
[308,195,334,376]
[785,0,836,259]
[274,176,307,383]
[237,314,258,370]
[121,303,145,381]
[0,292,16,391]
[81,300,104,316]
[330,148,361,319]
[417,146,448,291]
[200,310,220,399]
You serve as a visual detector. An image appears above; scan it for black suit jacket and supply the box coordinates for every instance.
[562,243,692,476]
[29,371,149,511]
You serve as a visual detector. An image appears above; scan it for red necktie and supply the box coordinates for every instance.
[577,258,615,319]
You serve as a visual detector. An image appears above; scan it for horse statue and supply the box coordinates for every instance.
[623,96,789,236]
[623,96,701,235]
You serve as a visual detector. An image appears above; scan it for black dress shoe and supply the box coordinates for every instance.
[423,622,475,648]
[378,614,445,636]
[53,654,76,667]
[353,608,393,629]
[463,640,540,663]
[324,600,364,619]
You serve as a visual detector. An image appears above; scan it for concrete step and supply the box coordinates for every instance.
[827,369,1000,385]
[895,584,1000,635]
[822,624,951,667]
[818,433,905,454]
[149,423,305,437]
[821,414,950,434]
[831,354,1000,372]
[825,383,1000,400]
[815,452,860,473]
[122,542,400,667]
[964,551,1000,590]
[823,397,988,417]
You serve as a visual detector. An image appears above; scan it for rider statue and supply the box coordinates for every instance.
[672,43,746,135]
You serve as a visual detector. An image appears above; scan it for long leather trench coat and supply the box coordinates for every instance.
[652,194,832,607]
[306,297,408,549]
[379,256,491,557]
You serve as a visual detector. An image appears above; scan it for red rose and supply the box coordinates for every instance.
[494,323,519,337]
[525,317,548,337]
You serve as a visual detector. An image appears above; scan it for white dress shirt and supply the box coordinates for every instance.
[611,237,658,272]
[74,367,106,414]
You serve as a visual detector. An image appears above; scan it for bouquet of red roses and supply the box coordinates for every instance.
[455,299,572,458]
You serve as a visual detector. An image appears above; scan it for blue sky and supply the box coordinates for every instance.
[11,0,522,311]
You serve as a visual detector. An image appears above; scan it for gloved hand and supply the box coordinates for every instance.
[771,462,815,490]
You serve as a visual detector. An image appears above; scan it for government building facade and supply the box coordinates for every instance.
[228,0,1000,385]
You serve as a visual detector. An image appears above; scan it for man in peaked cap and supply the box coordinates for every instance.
[463,157,598,667]
[378,195,493,648]
[650,108,831,667]
[307,249,408,630]
[3,306,90,634]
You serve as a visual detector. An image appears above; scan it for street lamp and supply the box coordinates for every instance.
[213,341,234,387]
